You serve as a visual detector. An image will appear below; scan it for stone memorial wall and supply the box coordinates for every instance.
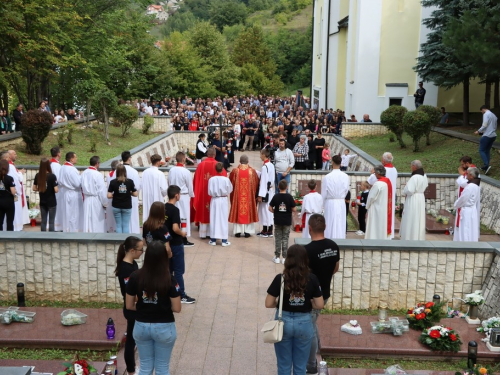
[131,116,172,133]
[340,122,389,138]
[480,251,500,318]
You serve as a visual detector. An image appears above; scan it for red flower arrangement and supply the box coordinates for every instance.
[419,325,462,352]
[407,301,445,330]
[58,355,97,375]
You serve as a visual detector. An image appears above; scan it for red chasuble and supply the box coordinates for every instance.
[377,177,393,236]
[192,157,227,224]
[228,166,259,224]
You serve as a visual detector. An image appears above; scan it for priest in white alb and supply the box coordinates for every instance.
[81,156,108,233]
[257,148,275,237]
[168,151,195,246]
[453,167,481,242]
[50,146,63,231]
[301,179,323,239]
[0,151,23,231]
[142,154,168,223]
[321,155,350,239]
[454,156,476,241]
[368,152,397,238]
[365,165,393,240]
[58,152,83,232]
[399,160,428,241]
[208,162,233,246]
[8,150,29,229]
[121,151,141,234]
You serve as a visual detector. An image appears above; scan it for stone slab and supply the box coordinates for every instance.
[0,360,107,375]
[0,367,31,375]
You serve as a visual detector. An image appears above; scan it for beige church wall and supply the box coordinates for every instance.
[437,79,485,114]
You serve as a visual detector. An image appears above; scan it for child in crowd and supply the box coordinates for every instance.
[143,201,172,257]
[340,149,357,171]
[356,181,371,236]
[268,179,296,264]
[301,180,323,239]
[322,143,331,170]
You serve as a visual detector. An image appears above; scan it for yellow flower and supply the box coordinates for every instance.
[479,368,487,375]
[408,314,415,318]
[424,309,431,313]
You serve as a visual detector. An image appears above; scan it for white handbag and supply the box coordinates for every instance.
[261,275,284,344]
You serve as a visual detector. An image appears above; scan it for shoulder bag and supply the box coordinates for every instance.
[261,275,284,343]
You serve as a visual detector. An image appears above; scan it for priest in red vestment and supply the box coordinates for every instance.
[229,154,259,238]
[192,147,227,238]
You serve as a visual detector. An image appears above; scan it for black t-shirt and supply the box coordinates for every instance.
[0,175,15,202]
[164,203,183,246]
[269,193,296,226]
[143,224,171,245]
[34,173,58,207]
[313,138,326,154]
[267,273,322,313]
[126,271,180,323]
[117,260,139,303]
[360,191,369,210]
[304,239,340,300]
[245,121,255,136]
[108,179,136,209]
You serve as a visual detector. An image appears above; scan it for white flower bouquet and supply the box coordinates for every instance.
[28,209,40,220]
[464,290,485,306]
[477,316,500,342]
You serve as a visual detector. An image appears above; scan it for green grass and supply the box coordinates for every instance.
[0,348,116,362]
[324,357,469,371]
[247,4,312,33]
[0,299,122,309]
[16,124,159,166]
[321,308,408,316]
[349,132,500,181]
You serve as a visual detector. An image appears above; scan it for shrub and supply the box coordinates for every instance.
[113,105,139,137]
[57,131,65,147]
[403,110,430,152]
[89,130,98,152]
[416,105,441,145]
[21,110,53,155]
[380,105,408,148]
[142,115,154,135]
[66,123,75,145]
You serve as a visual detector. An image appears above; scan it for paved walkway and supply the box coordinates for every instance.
[432,126,500,149]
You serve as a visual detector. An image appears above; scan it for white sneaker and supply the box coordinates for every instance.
[208,240,216,246]
[355,230,364,236]
[222,241,231,247]
[273,257,280,264]
[281,258,285,264]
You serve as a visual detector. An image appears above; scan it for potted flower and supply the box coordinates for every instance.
[419,325,462,352]
[407,301,446,330]
[477,316,500,342]
[455,364,497,375]
[28,203,40,227]
[58,355,98,375]
[464,290,485,320]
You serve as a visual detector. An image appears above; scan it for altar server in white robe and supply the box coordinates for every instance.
[121,151,141,234]
[257,148,275,237]
[81,156,108,233]
[454,156,476,241]
[321,155,350,239]
[50,147,62,231]
[58,152,83,232]
[168,151,195,246]
[0,151,22,231]
[301,179,323,239]
[365,165,392,240]
[8,150,29,228]
[400,160,428,241]
[208,162,233,246]
[368,152,397,238]
[106,160,118,233]
[142,154,168,224]
[453,167,481,242]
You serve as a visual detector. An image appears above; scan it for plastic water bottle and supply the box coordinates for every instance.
[318,361,328,375]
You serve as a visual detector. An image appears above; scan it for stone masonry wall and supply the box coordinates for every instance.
[131,116,172,133]
[341,122,389,138]
[480,253,500,319]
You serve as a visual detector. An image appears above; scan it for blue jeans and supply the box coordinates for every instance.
[275,172,291,192]
[479,136,496,169]
[112,207,131,233]
[170,244,185,297]
[274,311,314,375]
[133,321,177,375]
[307,298,328,371]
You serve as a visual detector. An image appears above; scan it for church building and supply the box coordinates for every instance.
[311,0,484,121]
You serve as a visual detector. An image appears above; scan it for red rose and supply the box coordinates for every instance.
[416,313,425,320]
[446,327,452,330]
[407,309,413,314]
[425,302,434,308]
[417,303,422,307]
[449,334,457,341]
[429,330,441,339]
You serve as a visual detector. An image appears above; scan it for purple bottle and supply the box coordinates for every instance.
[106,317,115,339]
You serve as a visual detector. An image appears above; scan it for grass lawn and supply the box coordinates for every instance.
[324,357,470,371]
[349,131,500,180]
[0,299,122,309]
[0,348,115,362]
[15,125,159,166]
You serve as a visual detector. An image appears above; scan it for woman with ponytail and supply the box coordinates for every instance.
[115,236,144,375]
[142,201,172,258]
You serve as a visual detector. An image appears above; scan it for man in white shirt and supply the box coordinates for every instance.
[142,154,168,224]
[121,151,141,234]
[321,155,350,239]
[81,156,107,233]
[208,162,233,246]
[274,138,295,192]
[58,152,83,232]
[168,151,195,247]
[257,148,276,237]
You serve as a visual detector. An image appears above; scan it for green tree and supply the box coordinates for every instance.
[209,0,248,31]
[94,88,117,142]
[160,10,198,36]
[113,105,139,137]
[416,105,440,146]
[403,111,430,152]
[380,105,408,148]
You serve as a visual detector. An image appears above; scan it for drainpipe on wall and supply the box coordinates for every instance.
[310,0,316,101]
[324,0,332,110]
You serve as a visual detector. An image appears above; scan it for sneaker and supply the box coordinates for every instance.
[181,295,196,304]
[266,232,274,238]
[235,233,241,238]
[485,166,492,175]
[281,258,285,264]
[184,241,195,247]
[355,230,364,236]
[208,240,217,246]
[257,232,268,238]
[273,257,280,264]
[222,241,231,247]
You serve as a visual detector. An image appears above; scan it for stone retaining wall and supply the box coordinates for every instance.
[480,251,500,318]
[341,122,389,138]
[132,116,172,133]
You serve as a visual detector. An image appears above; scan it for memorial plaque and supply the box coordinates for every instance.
[424,183,437,199]
[137,156,143,167]
[166,141,171,151]
[0,367,31,375]
[153,147,158,155]
[171,138,176,147]
[160,144,166,157]
[297,179,322,196]
[146,152,151,162]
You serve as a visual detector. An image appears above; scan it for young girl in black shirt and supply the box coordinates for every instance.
[33,158,59,232]
[115,236,144,375]
[143,201,172,258]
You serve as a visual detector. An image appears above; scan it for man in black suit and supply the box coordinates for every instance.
[12,103,24,133]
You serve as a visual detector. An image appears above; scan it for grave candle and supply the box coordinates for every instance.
[467,341,477,369]
[433,294,441,305]
[378,303,387,322]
